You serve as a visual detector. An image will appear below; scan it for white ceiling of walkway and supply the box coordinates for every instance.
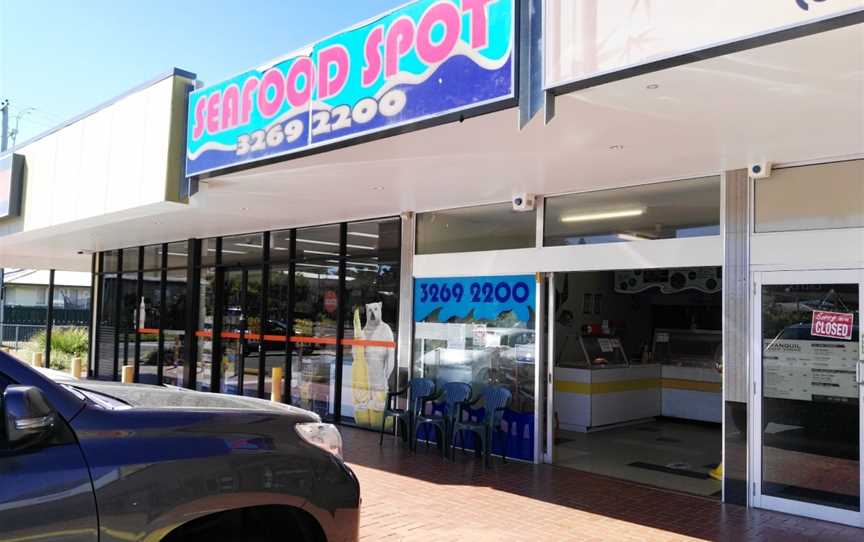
[2,22,862,270]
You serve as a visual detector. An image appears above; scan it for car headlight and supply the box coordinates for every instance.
[295,423,343,459]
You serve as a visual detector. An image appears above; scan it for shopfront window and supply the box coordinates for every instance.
[96,270,118,380]
[93,216,401,419]
[544,177,721,246]
[417,203,536,255]
[139,270,161,384]
[196,267,216,392]
[292,262,340,419]
[221,233,264,265]
[413,275,536,460]
[162,267,187,387]
[342,220,401,428]
[755,160,864,233]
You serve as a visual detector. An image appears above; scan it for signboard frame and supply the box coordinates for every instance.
[0,153,24,220]
[186,0,518,177]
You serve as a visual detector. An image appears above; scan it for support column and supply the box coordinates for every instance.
[397,212,416,391]
[45,269,55,368]
[722,169,751,505]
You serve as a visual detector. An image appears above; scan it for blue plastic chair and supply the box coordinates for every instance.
[379,377,436,448]
[451,386,512,467]
[413,381,472,459]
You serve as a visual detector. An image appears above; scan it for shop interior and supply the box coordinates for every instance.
[552,267,723,497]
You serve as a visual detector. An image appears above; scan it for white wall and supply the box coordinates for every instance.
[545,0,864,88]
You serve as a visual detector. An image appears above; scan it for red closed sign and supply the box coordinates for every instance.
[811,310,854,340]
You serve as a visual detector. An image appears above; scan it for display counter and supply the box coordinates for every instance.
[554,364,661,432]
[654,329,722,423]
[660,365,722,422]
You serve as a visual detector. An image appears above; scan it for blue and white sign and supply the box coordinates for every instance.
[186,0,515,176]
[414,275,535,323]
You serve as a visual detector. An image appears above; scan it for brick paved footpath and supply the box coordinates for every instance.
[341,427,862,542]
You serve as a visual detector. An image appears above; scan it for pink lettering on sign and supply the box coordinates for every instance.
[362,26,384,87]
[317,45,350,99]
[811,310,855,340]
[385,17,415,78]
[416,2,461,65]
[286,57,314,108]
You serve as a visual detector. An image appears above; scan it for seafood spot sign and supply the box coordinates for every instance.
[186,0,515,176]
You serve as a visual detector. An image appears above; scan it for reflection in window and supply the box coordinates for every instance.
[544,177,720,246]
[162,268,187,387]
[96,274,118,380]
[413,276,536,460]
[221,233,264,265]
[139,270,161,385]
[296,225,341,259]
[342,252,400,428]
[196,267,216,392]
[761,283,860,510]
[291,263,340,420]
[417,203,535,255]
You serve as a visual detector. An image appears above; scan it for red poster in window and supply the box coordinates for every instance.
[811,310,854,340]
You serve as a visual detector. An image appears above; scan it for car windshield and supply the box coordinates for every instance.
[62,384,131,410]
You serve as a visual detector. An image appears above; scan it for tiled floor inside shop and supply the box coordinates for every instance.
[343,426,863,542]
[554,419,722,497]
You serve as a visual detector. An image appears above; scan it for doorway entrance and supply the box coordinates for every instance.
[546,267,723,497]
[753,269,864,527]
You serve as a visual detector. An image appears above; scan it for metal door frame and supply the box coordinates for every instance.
[751,268,864,527]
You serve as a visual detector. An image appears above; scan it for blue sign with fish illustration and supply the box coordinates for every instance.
[186,0,515,176]
[414,275,535,323]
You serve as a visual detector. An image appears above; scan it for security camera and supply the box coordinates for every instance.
[748,162,773,179]
[512,193,536,212]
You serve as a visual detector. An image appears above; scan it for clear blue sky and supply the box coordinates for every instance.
[0,0,405,145]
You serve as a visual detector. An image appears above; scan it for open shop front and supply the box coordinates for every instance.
[549,267,723,497]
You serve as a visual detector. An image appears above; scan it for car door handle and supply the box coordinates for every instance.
[857,361,864,385]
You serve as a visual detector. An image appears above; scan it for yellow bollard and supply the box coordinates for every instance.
[32,352,44,368]
[121,365,134,384]
[271,367,283,403]
[71,357,83,379]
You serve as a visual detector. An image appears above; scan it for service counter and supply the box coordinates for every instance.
[554,364,661,432]
[660,365,722,423]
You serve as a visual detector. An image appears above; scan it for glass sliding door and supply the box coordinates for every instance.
[755,269,864,527]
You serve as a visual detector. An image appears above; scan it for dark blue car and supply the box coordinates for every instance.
[0,352,360,542]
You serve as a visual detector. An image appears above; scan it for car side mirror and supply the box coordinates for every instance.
[3,385,57,448]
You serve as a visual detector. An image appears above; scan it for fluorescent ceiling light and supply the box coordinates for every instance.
[348,232,379,239]
[297,238,374,250]
[220,249,247,255]
[560,208,645,223]
[166,252,188,257]
[616,233,648,242]
[234,243,262,249]
[272,246,289,251]
[303,249,340,256]
[297,238,338,247]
